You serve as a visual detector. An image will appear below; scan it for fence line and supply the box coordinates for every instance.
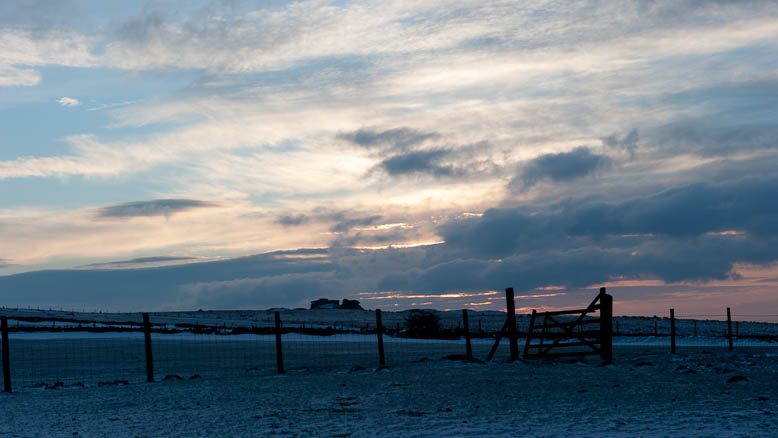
[2,294,778,393]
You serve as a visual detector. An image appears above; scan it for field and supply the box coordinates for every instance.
[2,308,778,436]
[2,348,778,437]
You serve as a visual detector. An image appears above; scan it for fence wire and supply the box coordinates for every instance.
[2,309,778,392]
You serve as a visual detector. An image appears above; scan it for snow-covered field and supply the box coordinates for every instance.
[2,350,778,437]
[2,307,778,436]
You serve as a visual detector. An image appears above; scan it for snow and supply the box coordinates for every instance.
[2,350,778,437]
[2,307,778,436]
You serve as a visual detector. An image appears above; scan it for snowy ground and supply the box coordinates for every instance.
[2,307,778,436]
[2,349,778,437]
[5,332,778,391]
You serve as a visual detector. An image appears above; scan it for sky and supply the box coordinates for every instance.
[1,0,778,318]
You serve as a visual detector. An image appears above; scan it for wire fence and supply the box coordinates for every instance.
[2,306,778,392]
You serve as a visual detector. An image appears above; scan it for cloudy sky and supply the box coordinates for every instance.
[1,0,778,316]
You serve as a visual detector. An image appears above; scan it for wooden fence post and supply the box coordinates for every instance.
[462,309,472,360]
[2,316,11,393]
[505,287,519,361]
[275,312,285,374]
[669,308,676,354]
[522,309,536,359]
[726,307,733,351]
[142,313,154,383]
[599,288,613,362]
[694,320,697,337]
[376,309,386,367]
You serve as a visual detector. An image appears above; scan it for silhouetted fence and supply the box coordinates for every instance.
[2,290,778,393]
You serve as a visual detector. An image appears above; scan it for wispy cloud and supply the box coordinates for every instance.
[277,214,309,227]
[77,256,199,270]
[97,199,218,219]
[57,96,80,107]
[379,149,455,177]
[338,127,439,151]
[0,30,95,87]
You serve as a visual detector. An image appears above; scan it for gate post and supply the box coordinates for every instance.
[599,287,613,362]
[275,311,285,374]
[670,308,676,354]
[726,308,733,351]
[142,313,155,383]
[462,309,472,360]
[505,287,519,361]
[2,316,11,393]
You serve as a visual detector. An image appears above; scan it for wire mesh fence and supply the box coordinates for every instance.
[2,306,778,393]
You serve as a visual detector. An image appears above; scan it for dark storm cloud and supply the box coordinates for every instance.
[512,146,611,190]
[178,272,341,309]
[404,171,778,293]
[277,214,309,226]
[0,250,337,310]
[337,127,439,151]
[97,199,218,218]
[566,177,778,239]
[380,149,455,177]
[376,233,777,294]
[446,175,778,257]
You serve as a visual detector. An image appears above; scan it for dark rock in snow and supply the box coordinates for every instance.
[287,366,310,374]
[676,365,697,374]
[98,379,129,387]
[396,410,427,417]
[727,375,748,383]
[441,354,485,363]
[163,374,184,381]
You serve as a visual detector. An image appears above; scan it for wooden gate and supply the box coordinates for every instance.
[523,287,612,361]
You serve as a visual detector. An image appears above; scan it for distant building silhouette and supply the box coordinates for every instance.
[310,298,339,309]
[339,299,363,310]
[309,298,364,310]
